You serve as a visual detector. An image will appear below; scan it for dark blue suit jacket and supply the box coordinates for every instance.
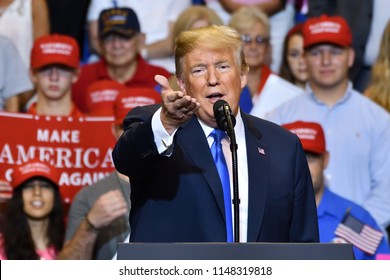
[113,105,319,242]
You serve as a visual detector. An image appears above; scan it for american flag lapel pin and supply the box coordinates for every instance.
[258,147,265,155]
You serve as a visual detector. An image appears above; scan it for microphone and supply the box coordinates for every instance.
[213,100,236,132]
[213,100,240,242]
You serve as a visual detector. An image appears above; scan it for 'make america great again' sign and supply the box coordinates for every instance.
[0,112,116,205]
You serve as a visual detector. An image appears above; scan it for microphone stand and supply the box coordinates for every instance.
[222,105,240,243]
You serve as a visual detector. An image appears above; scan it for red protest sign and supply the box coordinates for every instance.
[0,112,116,205]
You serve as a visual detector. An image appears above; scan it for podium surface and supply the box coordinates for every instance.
[117,242,354,260]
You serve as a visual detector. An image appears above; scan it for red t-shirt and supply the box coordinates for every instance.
[72,55,170,113]
[28,102,84,118]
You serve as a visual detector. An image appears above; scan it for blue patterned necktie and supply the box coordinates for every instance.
[210,129,233,242]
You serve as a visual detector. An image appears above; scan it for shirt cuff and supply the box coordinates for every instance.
[151,107,177,154]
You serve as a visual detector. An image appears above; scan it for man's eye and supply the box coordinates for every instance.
[191,68,204,74]
[331,49,343,55]
[218,64,230,71]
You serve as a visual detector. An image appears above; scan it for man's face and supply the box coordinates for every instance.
[31,64,79,101]
[305,44,354,90]
[305,152,328,196]
[178,46,247,128]
[101,33,143,67]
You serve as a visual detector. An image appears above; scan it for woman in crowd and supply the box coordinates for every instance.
[229,6,272,112]
[0,161,64,260]
[0,0,50,110]
[364,19,390,113]
[279,23,308,90]
[168,5,224,90]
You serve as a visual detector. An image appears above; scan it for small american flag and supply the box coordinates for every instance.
[334,210,383,255]
[258,147,265,155]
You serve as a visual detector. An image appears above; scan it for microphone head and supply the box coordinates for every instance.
[213,100,236,131]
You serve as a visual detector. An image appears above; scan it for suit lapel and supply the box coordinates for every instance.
[177,117,226,219]
[242,114,269,241]
[176,114,270,240]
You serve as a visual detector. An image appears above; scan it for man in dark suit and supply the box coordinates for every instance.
[112,25,319,243]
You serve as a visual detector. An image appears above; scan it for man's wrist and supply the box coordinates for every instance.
[83,214,100,234]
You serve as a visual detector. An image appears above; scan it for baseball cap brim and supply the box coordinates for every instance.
[100,28,139,39]
[32,58,79,70]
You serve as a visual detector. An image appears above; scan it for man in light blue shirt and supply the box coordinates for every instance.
[265,15,390,231]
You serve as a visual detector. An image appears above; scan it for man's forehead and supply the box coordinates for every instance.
[306,43,346,51]
[184,47,235,65]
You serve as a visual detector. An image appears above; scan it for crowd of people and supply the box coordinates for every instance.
[0,0,390,260]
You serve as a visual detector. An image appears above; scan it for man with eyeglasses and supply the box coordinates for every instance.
[28,34,83,117]
[72,7,171,113]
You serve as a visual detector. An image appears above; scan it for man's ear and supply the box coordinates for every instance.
[29,68,37,84]
[323,151,330,169]
[347,48,355,68]
[240,71,248,89]
[137,33,146,52]
[72,68,81,84]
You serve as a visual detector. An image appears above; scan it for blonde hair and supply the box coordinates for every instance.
[228,6,270,35]
[365,20,390,112]
[174,25,249,78]
[172,6,223,44]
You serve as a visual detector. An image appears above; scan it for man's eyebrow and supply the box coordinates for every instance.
[215,59,231,65]
[191,63,207,67]
[189,63,207,69]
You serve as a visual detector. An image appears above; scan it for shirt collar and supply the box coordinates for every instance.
[307,81,354,106]
[198,109,244,140]
[97,54,144,82]
[317,187,345,220]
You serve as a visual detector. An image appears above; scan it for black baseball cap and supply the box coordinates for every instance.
[98,7,141,39]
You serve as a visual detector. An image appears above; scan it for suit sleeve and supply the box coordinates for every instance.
[112,105,161,178]
[289,135,320,242]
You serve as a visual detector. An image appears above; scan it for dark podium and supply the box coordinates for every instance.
[117,242,355,260]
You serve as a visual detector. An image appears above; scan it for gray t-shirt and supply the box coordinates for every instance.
[65,172,131,260]
[0,35,33,110]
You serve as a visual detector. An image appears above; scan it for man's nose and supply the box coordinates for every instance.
[207,69,219,86]
[48,67,60,81]
[112,37,123,48]
[321,51,331,65]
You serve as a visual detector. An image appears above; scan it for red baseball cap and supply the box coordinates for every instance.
[302,15,352,48]
[282,121,326,154]
[114,87,161,125]
[30,34,80,69]
[12,161,60,189]
[86,80,126,116]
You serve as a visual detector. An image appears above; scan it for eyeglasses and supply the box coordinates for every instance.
[241,34,269,45]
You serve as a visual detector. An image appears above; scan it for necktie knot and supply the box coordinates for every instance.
[211,129,226,143]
